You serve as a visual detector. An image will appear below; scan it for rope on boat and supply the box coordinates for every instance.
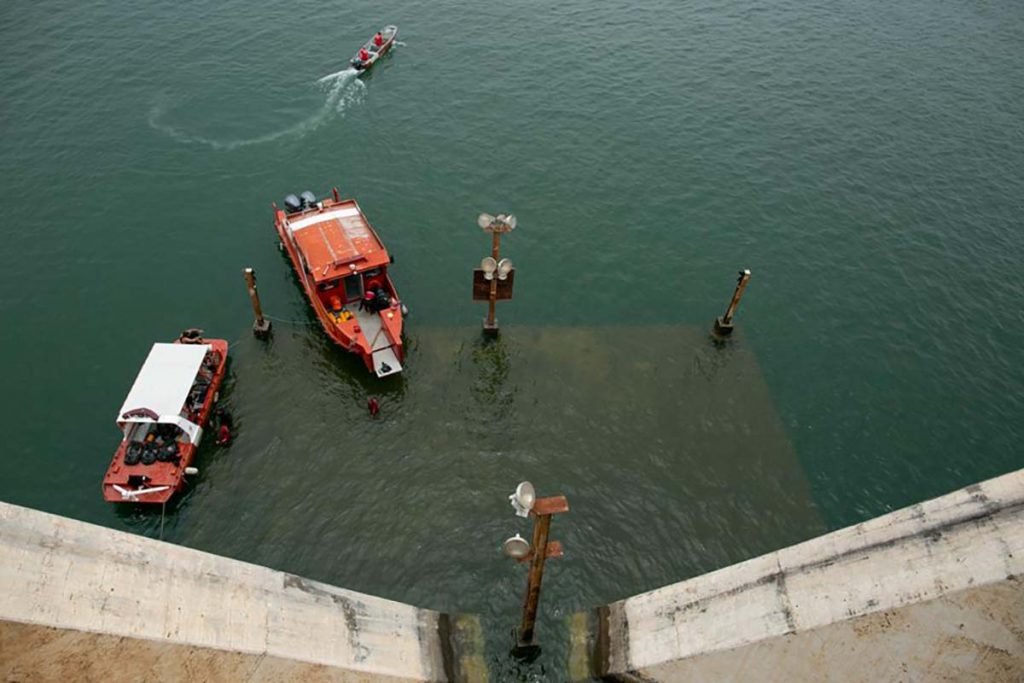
[263,313,320,326]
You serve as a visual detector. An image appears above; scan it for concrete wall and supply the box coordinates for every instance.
[0,502,481,683]
[578,469,1024,682]
[6,470,1024,682]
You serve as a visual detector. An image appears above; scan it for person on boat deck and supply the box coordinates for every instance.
[358,47,370,62]
[359,288,377,311]
[373,289,390,312]
[373,32,384,47]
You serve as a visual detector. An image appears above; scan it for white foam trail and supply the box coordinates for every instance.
[149,68,364,151]
[317,67,354,83]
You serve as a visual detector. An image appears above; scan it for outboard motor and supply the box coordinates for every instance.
[300,190,317,208]
[284,194,302,214]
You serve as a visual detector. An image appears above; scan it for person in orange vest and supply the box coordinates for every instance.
[373,32,384,47]
[358,47,370,62]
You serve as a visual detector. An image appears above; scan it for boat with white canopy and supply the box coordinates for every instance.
[102,330,228,504]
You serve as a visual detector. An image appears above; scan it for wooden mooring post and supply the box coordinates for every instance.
[243,267,272,339]
[713,269,752,336]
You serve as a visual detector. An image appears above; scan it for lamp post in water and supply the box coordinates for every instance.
[473,213,516,337]
[502,481,569,655]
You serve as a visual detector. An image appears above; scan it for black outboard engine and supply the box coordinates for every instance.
[284,194,302,214]
[351,58,363,70]
[300,190,317,208]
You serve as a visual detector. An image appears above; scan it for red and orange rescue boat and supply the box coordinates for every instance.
[274,188,406,377]
[102,329,228,504]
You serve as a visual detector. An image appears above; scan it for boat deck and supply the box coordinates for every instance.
[353,307,391,352]
[351,307,402,377]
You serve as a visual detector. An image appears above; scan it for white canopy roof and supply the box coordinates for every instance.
[117,343,209,442]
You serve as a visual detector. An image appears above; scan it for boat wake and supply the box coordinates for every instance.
[148,68,365,151]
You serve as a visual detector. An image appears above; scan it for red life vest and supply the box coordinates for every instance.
[373,34,383,46]
[359,48,370,61]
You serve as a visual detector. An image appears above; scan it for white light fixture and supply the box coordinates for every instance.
[478,213,496,230]
[503,214,517,230]
[496,258,513,280]
[503,533,531,559]
[509,481,536,518]
[481,256,497,281]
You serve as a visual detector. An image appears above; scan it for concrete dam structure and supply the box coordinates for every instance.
[575,468,1024,682]
[3,468,1023,681]
[0,502,484,682]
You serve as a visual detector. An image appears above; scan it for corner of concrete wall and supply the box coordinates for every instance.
[592,468,1024,682]
[0,501,480,683]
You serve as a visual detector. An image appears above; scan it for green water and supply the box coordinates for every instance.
[2,0,1023,676]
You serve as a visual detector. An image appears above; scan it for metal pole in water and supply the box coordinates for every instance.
[714,269,752,336]
[519,511,551,646]
[244,267,272,339]
[486,231,501,335]
[503,484,569,656]
[476,213,516,337]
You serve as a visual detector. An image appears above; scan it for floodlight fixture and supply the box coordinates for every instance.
[509,481,536,518]
[481,257,498,280]
[503,533,531,559]
[496,258,513,280]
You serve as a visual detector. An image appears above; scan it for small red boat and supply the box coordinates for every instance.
[274,188,406,377]
[102,329,228,504]
[350,25,398,74]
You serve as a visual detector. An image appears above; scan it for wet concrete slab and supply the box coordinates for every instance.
[177,324,825,619]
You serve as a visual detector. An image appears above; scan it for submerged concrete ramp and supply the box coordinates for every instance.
[0,502,466,682]
[578,468,1024,682]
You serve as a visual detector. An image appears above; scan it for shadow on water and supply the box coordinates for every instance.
[470,334,514,413]
[113,483,199,542]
